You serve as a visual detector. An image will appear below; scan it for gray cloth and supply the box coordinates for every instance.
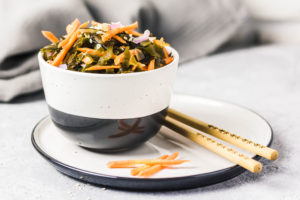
[0,0,246,102]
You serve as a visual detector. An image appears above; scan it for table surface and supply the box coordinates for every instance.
[1,45,300,200]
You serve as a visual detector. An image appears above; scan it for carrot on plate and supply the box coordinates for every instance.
[106,159,188,168]
[138,152,179,177]
[41,31,59,43]
[131,155,168,176]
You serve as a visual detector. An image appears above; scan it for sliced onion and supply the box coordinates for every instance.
[110,22,122,30]
[133,30,150,44]
[46,52,52,57]
[58,64,67,70]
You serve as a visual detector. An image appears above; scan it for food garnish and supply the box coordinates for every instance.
[107,152,187,177]
[40,19,173,74]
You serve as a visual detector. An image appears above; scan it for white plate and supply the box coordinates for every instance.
[32,94,273,190]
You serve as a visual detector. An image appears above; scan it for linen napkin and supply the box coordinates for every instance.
[0,0,246,102]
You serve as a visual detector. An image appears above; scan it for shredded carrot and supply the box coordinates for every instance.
[126,30,143,37]
[138,152,179,177]
[102,21,138,42]
[107,159,188,168]
[163,47,169,58]
[113,35,126,44]
[165,57,174,65]
[114,53,124,65]
[91,20,98,26]
[91,21,110,31]
[41,31,59,43]
[66,25,72,34]
[132,65,137,71]
[80,20,90,28]
[59,18,80,48]
[131,155,168,176]
[52,29,79,66]
[77,48,104,57]
[66,19,79,34]
[85,65,120,71]
[148,59,155,71]
[129,49,136,55]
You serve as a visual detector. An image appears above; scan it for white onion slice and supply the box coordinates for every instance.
[46,52,52,57]
[133,30,150,44]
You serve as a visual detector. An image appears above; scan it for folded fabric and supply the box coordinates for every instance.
[0,0,246,102]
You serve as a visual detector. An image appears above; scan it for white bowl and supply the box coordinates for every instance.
[38,47,179,151]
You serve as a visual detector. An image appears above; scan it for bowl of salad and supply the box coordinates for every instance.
[38,19,179,152]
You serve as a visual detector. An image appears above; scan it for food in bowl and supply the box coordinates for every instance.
[40,19,174,74]
[38,19,179,152]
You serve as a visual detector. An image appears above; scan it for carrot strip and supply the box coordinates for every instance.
[163,47,169,58]
[132,65,137,71]
[77,48,104,57]
[66,19,78,34]
[126,30,143,37]
[91,20,99,26]
[66,25,72,34]
[165,57,174,65]
[52,30,79,66]
[41,31,59,43]
[129,49,136,55]
[147,59,155,71]
[80,21,90,28]
[131,155,168,176]
[91,21,110,31]
[102,21,138,42]
[113,35,126,44]
[107,159,188,168]
[85,65,120,71]
[59,18,80,48]
[114,53,124,65]
[138,164,163,177]
[138,152,179,177]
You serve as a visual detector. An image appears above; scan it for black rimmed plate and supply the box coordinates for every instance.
[31,94,273,190]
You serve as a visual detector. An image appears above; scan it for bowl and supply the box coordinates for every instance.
[38,47,179,152]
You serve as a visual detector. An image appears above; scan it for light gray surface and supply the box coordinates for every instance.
[1,45,300,199]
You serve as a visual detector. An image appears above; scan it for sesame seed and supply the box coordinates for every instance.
[96,44,101,49]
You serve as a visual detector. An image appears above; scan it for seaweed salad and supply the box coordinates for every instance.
[40,19,174,74]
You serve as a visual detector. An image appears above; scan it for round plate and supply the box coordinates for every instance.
[31,94,273,190]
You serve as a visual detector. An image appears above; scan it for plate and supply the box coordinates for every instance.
[31,94,273,190]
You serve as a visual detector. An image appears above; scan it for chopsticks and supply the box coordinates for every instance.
[163,108,279,173]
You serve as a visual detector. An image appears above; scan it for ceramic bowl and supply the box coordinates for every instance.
[38,47,179,152]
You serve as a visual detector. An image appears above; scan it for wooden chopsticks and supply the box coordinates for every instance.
[163,108,279,173]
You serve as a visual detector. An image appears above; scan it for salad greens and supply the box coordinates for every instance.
[40,19,173,74]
